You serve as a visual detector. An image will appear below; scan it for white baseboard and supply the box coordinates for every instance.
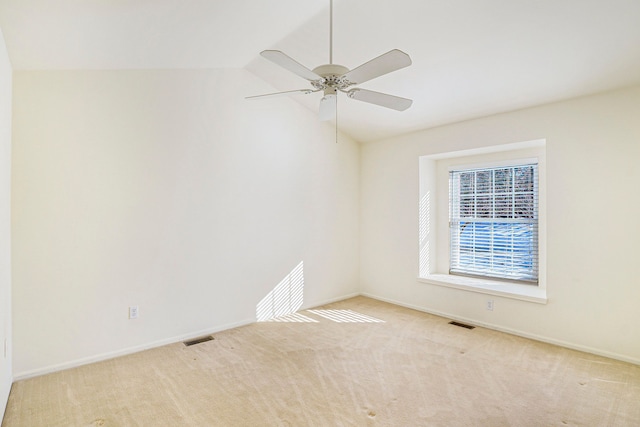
[303,292,360,310]
[13,318,254,381]
[1,377,11,422]
[360,292,640,366]
[13,291,362,381]
[20,290,633,381]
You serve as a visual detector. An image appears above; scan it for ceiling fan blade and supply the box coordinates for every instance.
[347,88,413,111]
[261,50,323,82]
[318,93,337,121]
[245,89,316,100]
[343,49,412,85]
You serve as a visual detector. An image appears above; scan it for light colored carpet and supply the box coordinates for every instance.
[3,296,640,426]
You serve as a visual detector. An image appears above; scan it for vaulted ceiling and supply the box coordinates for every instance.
[2,0,640,142]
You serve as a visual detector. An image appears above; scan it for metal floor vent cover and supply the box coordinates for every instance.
[448,321,475,330]
[184,336,214,347]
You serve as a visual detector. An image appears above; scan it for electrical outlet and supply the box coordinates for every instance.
[129,306,139,319]
[486,300,494,311]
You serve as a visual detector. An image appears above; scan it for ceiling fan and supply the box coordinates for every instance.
[246,0,413,121]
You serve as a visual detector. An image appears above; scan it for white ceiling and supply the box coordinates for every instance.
[1,0,640,142]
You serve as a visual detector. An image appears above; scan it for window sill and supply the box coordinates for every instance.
[417,274,547,304]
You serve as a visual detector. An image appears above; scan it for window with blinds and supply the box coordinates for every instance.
[449,163,538,283]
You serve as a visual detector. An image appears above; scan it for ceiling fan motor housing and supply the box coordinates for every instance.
[311,64,352,90]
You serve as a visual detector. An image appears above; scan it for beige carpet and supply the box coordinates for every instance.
[3,296,640,426]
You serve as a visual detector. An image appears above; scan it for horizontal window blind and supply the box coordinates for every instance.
[449,164,538,283]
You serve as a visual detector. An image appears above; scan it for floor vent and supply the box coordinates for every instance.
[184,336,214,347]
[449,321,475,330]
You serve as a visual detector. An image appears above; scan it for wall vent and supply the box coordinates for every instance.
[184,336,214,347]
[448,321,475,330]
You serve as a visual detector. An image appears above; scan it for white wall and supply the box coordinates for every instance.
[11,69,360,378]
[0,25,12,418]
[360,86,640,363]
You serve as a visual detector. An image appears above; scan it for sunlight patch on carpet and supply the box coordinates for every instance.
[307,309,385,323]
[264,312,319,323]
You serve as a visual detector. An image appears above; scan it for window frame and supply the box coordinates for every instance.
[448,161,539,284]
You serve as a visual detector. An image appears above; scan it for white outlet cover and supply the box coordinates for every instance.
[129,306,139,319]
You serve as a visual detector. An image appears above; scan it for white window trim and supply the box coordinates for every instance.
[418,274,547,304]
[418,139,547,304]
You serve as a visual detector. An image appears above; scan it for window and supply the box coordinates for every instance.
[449,163,538,283]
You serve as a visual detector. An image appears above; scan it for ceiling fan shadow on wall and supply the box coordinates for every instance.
[246,0,413,122]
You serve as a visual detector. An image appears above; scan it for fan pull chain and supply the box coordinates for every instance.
[335,96,338,144]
